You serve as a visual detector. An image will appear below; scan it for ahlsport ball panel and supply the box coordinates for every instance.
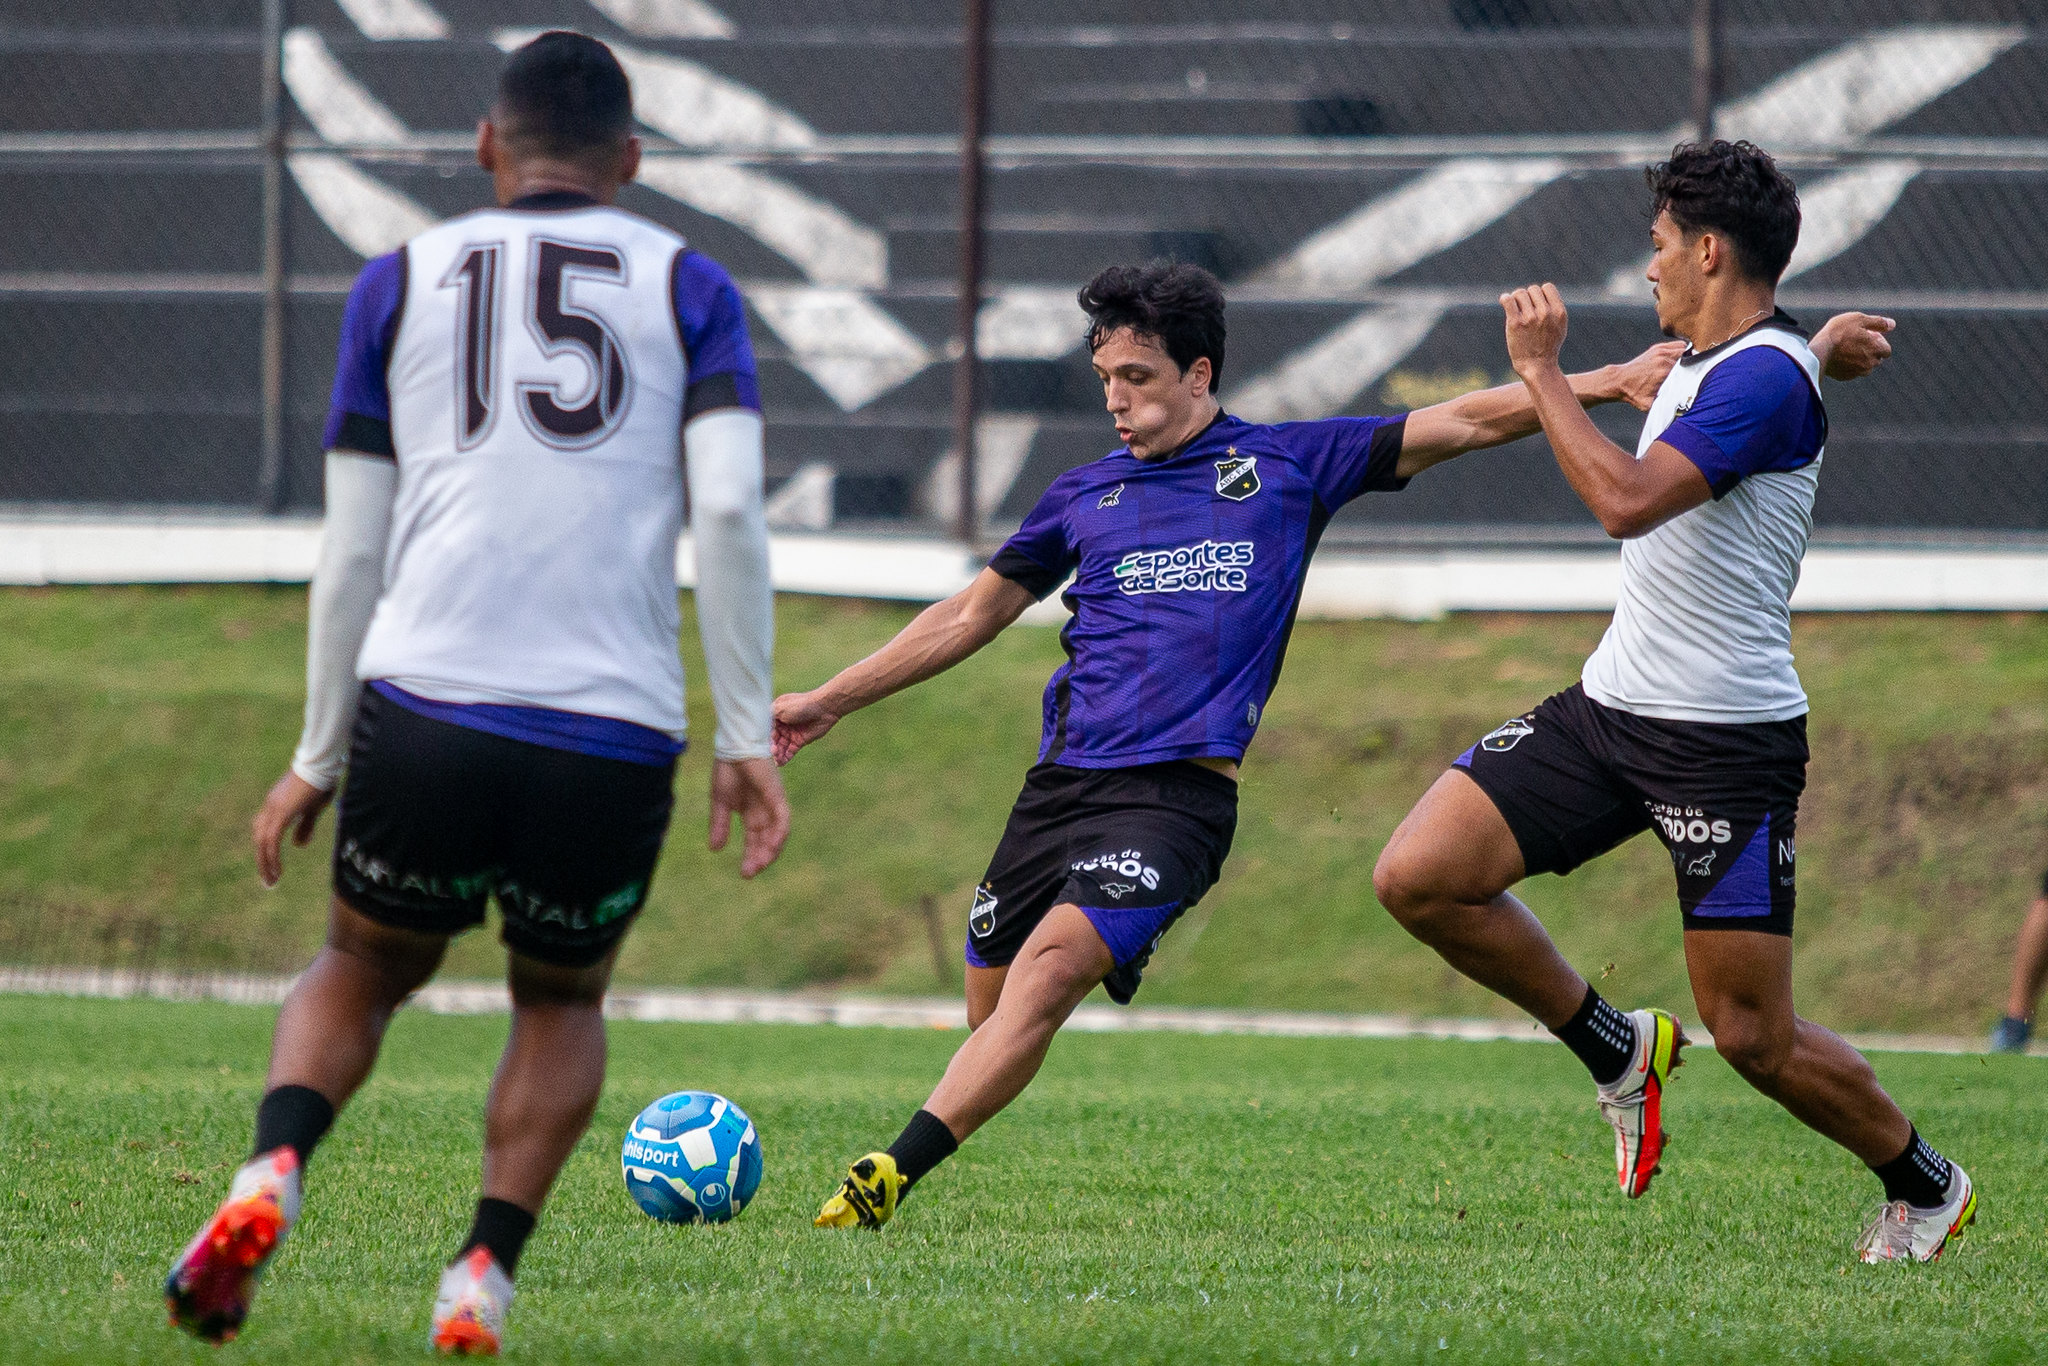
[620,1090,762,1224]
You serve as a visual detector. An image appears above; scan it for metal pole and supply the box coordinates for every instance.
[255,0,289,512]
[948,0,991,548]
[1689,0,1718,143]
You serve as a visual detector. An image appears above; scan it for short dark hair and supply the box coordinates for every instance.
[495,31,634,161]
[1646,140,1802,284]
[1079,263,1227,391]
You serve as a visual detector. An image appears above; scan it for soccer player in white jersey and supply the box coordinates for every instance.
[1373,141,1972,1263]
[164,33,789,1351]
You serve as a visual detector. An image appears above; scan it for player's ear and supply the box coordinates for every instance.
[1186,355,1213,399]
[1697,229,1721,277]
[619,135,642,187]
[476,118,496,174]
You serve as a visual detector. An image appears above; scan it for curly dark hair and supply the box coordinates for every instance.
[1078,262,1227,391]
[1646,140,1802,284]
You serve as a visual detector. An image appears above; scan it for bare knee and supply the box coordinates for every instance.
[508,946,616,1010]
[1371,843,1429,924]
[1710,1012,1794,1085]
[325,897,446,1006]
[1011,937,1103,1006]
[1372,841,1475,935]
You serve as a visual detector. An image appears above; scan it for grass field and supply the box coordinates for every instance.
[2,995,2043,1364]
[4,586,2048,1033]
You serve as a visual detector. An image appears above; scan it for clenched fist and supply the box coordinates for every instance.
[1503,283,1570,379]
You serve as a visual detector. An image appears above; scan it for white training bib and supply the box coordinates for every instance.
[1581,326,1825,724]
[356,203,696,735]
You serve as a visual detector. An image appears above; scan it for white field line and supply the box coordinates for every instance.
[0,966,2030,1059]
[333,0,449,41]
[1243,24,2021,418]
[585,0,736,40]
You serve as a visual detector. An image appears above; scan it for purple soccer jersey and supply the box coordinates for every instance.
[989,410,1408,769]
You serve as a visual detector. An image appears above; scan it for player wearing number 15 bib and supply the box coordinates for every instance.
[165,33,789,1355]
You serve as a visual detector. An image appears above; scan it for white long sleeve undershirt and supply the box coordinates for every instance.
[290,451,397,791]
[685,408,775,761]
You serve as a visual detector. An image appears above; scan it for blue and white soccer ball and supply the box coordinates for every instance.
[620,1091,762,1224]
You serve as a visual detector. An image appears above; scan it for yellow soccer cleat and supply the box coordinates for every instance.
[814,1153,903,1229]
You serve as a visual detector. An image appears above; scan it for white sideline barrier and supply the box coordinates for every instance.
[4,517,2048,615]
[2,965,2036,1058]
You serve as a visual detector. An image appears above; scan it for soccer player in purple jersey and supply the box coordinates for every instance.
[774,261,1739,1228]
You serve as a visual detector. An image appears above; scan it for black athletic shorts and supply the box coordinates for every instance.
[1453,683,1805,935]
[332,684,677,968]
[967,760,1238,1004]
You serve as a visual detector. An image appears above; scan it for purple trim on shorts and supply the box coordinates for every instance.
[1077,900,1184,967]
[369,681,684,767]
[1690,814,1772,917]
[963,936,997,969]
[1452,745,1476,768]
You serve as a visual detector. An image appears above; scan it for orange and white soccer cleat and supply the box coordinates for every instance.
[165,1146,302,1344]
[431,1246,515,1356]
[1856,1165,1978,1264]
[1595,1008,1688,1198]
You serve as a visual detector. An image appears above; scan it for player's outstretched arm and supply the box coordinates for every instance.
[1395,339,1685,479]
[1504,283,1712,539]
[772,569,1037,764]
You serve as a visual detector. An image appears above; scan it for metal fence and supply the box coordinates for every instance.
[2,0,2046,545]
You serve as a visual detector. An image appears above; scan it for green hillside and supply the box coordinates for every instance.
[3,586,2045,1033]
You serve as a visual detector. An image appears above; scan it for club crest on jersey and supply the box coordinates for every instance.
[1098,483,1124,509]
[1215,450,1260,501]
[1479,717,1534,752]
[969,883,999,938]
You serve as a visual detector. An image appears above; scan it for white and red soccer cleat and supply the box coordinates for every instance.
[1856,1165,1978,1264]
[431,1246,515,1356]
[165,1146,302,1344]
[1595,1008,1688,1198]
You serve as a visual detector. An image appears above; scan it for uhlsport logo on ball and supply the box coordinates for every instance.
[620,1090,762,1224]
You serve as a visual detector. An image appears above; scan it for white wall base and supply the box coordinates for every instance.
[4,516,2047,616]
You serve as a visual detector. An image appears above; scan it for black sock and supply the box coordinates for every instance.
[252,1084,335,1167]
[885,1109,959,1190]
[459,1198,537,1277]
[1550,986,1636,1086]
[1871,1128,1954,1209]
